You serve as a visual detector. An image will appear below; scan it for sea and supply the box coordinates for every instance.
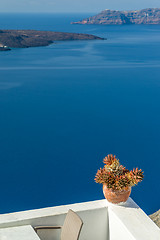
[0,13,160,215]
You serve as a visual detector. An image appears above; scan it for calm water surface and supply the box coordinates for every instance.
[0,13,160,214]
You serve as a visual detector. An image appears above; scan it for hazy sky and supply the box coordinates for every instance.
[0,0,160,13]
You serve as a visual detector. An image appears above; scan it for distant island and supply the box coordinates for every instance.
[0,30,103,51]
[72,8,160,25]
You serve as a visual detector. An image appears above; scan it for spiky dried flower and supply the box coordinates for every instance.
[103,154,117,166]
[95,154,144,190]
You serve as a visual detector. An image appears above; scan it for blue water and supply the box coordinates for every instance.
[0,13,160,214]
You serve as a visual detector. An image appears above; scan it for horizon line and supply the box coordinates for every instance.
[0,7,160,14]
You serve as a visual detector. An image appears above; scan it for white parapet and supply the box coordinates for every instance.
[108,198,160,240]
[0,198,159,240]
[0,225,40,240]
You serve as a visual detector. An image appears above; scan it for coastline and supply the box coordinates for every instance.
[0,29,103,50]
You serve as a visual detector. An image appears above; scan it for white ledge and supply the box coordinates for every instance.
[0,198,159,240]
[0,199,107,228]
[0,225,40,240]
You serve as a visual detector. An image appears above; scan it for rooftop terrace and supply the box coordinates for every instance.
[0,198,159,240]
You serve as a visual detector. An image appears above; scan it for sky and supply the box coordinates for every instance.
[0,0,160,13]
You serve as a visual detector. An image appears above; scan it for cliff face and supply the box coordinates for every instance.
[72,8,160,25]
[150,210,160,228]
[0,30,103,49]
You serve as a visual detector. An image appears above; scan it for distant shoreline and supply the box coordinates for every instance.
[0,29,103,51]
[0,46,11,51]
[72,8,160,25]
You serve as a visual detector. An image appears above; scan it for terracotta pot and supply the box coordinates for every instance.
[103,184,131,204]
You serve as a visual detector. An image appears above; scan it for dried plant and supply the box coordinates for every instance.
[95,154,144,190]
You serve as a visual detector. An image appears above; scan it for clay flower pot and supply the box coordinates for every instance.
[103,183,131,204]
[95,154,144,204]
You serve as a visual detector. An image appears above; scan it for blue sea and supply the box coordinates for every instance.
[0,13,160,215]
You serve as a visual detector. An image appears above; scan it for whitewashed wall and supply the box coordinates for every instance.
[0,198,159,240]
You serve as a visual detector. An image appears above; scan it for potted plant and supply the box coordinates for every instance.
[95,154,144,204]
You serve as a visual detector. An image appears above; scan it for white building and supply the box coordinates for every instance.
[0,198,159,240]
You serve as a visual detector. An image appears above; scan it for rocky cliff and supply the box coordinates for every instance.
[150,209,160,228]
[72,8,160,25]
[0,30,103,49]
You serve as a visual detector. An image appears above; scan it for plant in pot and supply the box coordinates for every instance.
[95,154,144,204]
